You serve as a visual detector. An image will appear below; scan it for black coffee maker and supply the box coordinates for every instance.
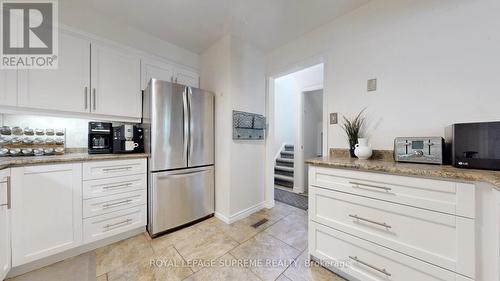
[112,125,144,153]
[88,122,112,154]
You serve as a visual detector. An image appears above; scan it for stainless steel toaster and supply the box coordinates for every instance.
[394,137,444,164]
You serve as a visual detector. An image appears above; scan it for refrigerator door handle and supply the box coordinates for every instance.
[187,87,194,164]
[183,87,190,162]
[157,169,210,179]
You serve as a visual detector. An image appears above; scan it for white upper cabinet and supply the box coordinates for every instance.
[18,32,91,113]
[175,68,199,88]
[0,70,17,106]
[141,59,174,90]
[0,28,199,119]
[0,169,11,281]
[91,43,142,118]
[10,164,82,266]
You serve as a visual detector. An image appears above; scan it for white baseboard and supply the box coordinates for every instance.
[215,201,266,224]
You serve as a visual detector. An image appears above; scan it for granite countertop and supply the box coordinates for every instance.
[0,152,148,169]
[306,156,500,190]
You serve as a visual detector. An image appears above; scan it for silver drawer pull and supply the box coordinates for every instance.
[0,176,11,209]
[349,181,392,191]
[102,166,133,172]
[102,199,133,209]
[102,183,133,190]
[349,256,391,277]
[103,219,132,232]
[349,214,392,229]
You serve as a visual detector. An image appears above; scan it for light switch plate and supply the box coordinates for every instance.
[367,78,377,92]
[330,113,338,124]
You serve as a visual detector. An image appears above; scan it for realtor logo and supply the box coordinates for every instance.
[1,0,58,69]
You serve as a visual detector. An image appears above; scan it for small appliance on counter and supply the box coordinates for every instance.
[112,125,144,153]
[446,121,500,170]
[0,126,66,157]
[88,122,112,154]
[394,137,445,164]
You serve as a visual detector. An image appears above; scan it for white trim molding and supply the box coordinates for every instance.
[215,201,266,224]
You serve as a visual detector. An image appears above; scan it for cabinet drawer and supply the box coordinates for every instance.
[83,159,146,180]
[83,205,146,243]
[309,166,475,218]
[309,222,472,281]
[310,186,475,278]
[83,174,145,199]
[83,189,146,218]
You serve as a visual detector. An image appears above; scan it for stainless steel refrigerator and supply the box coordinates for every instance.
[142,79,214,237]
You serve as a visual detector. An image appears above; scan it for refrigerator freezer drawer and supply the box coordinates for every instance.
[148,166,214,236]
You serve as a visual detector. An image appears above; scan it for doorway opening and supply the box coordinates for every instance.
[268,63,325,210]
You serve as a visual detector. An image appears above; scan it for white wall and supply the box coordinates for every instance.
[200,35,266,220]
[267,0,500,150]
[59,1,199,69]
[274,75,297,156]
[200,35,232,217]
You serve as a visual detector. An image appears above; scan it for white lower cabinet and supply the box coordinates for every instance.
[10,164,83,266]
[0,169,11,281]
[82,158,147,243]
[5,158,147,272]
[308,166,476,281]
[309,222,469,281]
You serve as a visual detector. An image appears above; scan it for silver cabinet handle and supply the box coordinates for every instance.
[349,214,391,229]
[0,176,11,209]
[92,88,96,111]
[349,181,392,191]
[102,166,132,172]
[102,199,133,209]
[102,182,133,190]
[349,256,391,277]
[84,87,88,110]
[103,218,132,232]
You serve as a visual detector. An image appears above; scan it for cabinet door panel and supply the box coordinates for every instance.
[0,169,11,280]
[141,59,174,90]
[11,164,82,266]
[175,68,199,88]
[91,43,141,118]
[0,70,17,106]
[18,32,90,112]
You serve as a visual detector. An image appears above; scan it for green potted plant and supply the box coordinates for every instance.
[341,108,366,158]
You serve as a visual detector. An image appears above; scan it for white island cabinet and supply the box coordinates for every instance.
[10,164,83,266]
[0,169,11,281]
[308,166,477,281]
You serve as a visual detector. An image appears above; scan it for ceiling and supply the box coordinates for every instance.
[62,0,370,54]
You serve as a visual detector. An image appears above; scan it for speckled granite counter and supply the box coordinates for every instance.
[0,153,148,169]
[306,156,500,190]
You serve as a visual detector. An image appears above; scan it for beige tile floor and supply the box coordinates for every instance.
[8,202,345,281]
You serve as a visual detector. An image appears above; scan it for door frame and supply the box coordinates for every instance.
[295,85,324,194]
[265,55,328,208]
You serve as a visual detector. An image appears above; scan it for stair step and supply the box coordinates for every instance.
[281,151,294,155]
[276,158,293,163]
[284,145,294,152]
[274,174,293,182]
[275,179,293,188]
[275,166,294,172]
[275,169,293,177]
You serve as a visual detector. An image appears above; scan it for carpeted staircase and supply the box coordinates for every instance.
[274,144,294,188]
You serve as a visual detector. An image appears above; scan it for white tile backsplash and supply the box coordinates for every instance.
[1,114,138,148]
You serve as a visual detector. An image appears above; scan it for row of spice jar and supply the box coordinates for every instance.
[0,147,65,157]
[0,136,65,145]
[0,126,65,136]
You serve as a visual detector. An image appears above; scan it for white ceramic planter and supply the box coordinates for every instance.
[354,138,373,160]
